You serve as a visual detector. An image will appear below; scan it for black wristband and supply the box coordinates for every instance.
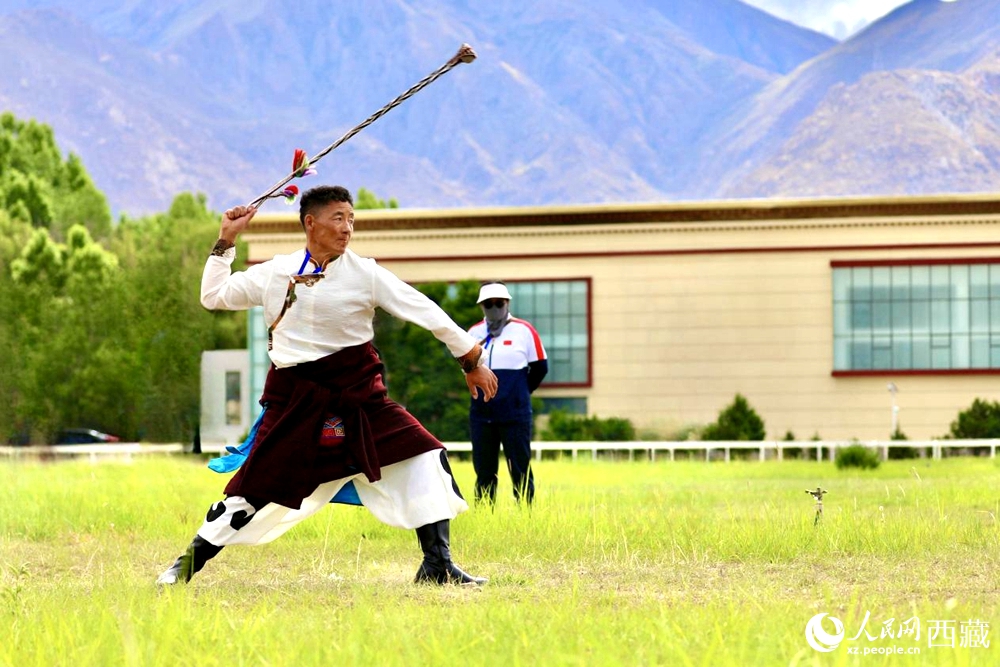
[459,346,483,373]
[211,239,235,257]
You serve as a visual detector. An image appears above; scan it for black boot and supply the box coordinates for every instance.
[155,535,223,585]
[414,519,486,586]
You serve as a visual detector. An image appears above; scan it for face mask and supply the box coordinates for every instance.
[482,303,510,337]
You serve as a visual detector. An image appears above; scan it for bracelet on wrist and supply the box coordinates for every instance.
[459,346,484,374]
[211,239,235,257]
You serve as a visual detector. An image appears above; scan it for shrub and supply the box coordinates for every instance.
[541,410,636,441]
[887,425,919,459]
[888,446,920,460]
[949,398,1000,439]
[835,443,881,470]
[700,394,765,441]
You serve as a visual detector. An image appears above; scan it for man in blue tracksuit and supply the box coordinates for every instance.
[468,282,548,504]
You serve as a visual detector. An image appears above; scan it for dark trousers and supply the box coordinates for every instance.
[470,419,534,504]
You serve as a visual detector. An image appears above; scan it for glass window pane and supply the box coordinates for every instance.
[991,265,1000,298]
[834,303,851,335]
[852,268,872,301]
[834,336,851,370]
[225,371,241,426]
[992,298,1000,330]
[971,336,989,367]
[852,340,872,370]
[891,301,910,330]
[852,301,872,330]
[873,346,891,369]
[833,269,851,302]
[951,335,970,369]
[536,283,553,314]
[971,265,989,298]
[931,266,951,299]
[911,300,930,332]
[932,346,951,369]
[931,300,950,333]
[951,298,970,334]
[951,265,969,299]
[890,266,910,301]
[911,266,930,300]
[972,299,989,332]
[553,283,570,315]
[892,338,912,370]
[912,336,931,368]
[872,267,890,302]
[873,302,891,330]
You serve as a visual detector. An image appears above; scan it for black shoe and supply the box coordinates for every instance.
[155,535,223,585]
[413,519,487,586]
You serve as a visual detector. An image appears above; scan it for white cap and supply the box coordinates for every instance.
[477,282,512,303]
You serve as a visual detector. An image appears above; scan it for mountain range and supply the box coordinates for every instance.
[0,0,997,216]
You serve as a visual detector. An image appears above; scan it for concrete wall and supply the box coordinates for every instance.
[200,349,251,446]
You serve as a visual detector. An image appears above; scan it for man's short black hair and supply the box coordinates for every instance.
[299,186,353,227]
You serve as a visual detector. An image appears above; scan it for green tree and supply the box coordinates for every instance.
[356,187,399,210]
[8,224,124,440]
[373,280,482,441]
[700,393,766,441]
[0,211,33,441]
[0,113,242,444]
[949,398,1000,439]
[0,112,111,239]
[109,192,246,440]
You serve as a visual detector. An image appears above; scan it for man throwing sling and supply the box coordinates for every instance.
[156,185,497,586]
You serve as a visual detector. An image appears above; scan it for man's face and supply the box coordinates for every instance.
[305,200,354,259]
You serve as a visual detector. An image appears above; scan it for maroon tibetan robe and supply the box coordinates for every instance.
[224,342,443,509]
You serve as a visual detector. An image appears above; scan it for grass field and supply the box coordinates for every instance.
[1,455,999,666]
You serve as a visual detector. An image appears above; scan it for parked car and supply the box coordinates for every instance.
[55,428,121,445]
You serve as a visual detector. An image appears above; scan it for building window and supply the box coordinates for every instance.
[506,279,591,386]
[538,397,588,414]
[225,371,242,425]
[833,261,1000,373]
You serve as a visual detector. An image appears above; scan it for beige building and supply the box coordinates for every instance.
[243,194,1000,441]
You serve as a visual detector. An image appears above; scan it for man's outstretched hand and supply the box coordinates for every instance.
[465,366,498,401]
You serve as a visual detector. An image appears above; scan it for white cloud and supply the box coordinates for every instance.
[741,0,912,39]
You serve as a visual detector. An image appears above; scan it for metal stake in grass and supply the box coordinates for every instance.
[806,487,827,526]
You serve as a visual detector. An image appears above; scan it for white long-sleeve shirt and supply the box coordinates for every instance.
[202,247,477,368]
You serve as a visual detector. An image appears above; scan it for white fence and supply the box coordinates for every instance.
[2,440,999,462]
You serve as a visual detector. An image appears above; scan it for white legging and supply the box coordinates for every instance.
[197,449,468,547]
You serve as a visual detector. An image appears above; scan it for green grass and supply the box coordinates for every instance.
[1,456,999,666]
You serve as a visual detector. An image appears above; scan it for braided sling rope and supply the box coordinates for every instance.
[249,43,477,209]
